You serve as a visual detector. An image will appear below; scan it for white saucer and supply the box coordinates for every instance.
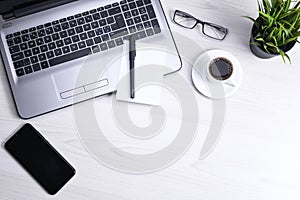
[192,50,243,99]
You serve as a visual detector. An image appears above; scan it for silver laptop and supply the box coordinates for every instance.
[0,0,182,119]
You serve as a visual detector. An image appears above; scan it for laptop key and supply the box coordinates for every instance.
[75,26,84,34]
[52,33,60,41]
[92,13,101,21]
[143,0,151,5]
[100,11,108,18]
[68,28,76,36]
[115,14,126,28]
[134,16,142,23]
[124,11,132,19]
[107,17,115,24]
[132,30,147,40]
[24,66,33,74]
[95,28,103,35]
[146,5,156,19]
[38,53,47,61]
[88,30,96,38]
[32,63,41,72]
[102,34,110,42]
[64,37,72,45]
[94,36,102,44]
[139,7,147,14]
[129,2,136,9]
[136,23,144,31]
[54,25,62,32]
[121,5,129,11]
[104,26,111,33]
[80,33,88,40]
[86,39,94,47]
[14,37,22,44]
[40,45,48,52]
[59,18,67,23]
[136,0,144,7]
[104,4,112,9]
[78,41,86,49]
[70,20,77,27]
[108,7,121,16]
[12,52,24,61]
[44,36,52,43]
[7,39,14,46]
[36,38,44,45]
[115,38,123,46]
[49,48,92,67]
[46,51,55,59]
[108,40,116,48]
[92,45,100,53]
[131,9,139,16]
[83,24,91,31]
[60,31,68,38]
[54,48,63,56]
[56,40,64,48]
[85,15,93,23]
[24,50,32,57]
[99,19,107,26]
[77,18,85,25]
[62,23,70,30]
[16,68,25,77]
[75,14,82,18]
[9,46,20,54]
[100,43,108,51]
[112,2,119,7]
[14,60,24,69]
[22,34,30,42]
[67,16,74,21]
[32,47,40,55]
[141,14,149,21]
[72,35,80,42]
[30,56,39,64]
[89,9,97,14]
[46,27,54,34]
[70,44,79,51]
[14,32,21,37]
[82,11,89,16]
[126,19,134,26]
[38,29,46,37]
[109,28,128,39]
[6,34,13,39]
[41,61,49,69]
[62,46,71,54]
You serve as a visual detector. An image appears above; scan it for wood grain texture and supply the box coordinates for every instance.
[1,0,300,199]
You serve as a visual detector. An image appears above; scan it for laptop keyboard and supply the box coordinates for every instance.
[5,0,161,77]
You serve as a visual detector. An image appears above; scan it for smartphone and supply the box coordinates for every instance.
[5,123,75,195]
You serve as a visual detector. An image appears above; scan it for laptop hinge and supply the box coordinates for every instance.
[3,0,78,21]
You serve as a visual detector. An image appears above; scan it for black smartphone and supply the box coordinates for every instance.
[4,123,75,195]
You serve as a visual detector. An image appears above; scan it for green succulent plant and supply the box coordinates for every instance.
[245,0,300,63]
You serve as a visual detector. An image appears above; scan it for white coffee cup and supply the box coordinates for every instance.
[205,55,236,87]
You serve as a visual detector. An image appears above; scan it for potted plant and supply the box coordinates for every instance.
[245,0,300,63]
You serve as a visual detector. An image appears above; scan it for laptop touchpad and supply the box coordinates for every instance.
[51,51,121,99]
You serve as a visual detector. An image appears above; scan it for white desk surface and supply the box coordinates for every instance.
[1,0,300,199]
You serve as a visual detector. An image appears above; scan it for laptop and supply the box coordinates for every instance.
[0,0,182,119]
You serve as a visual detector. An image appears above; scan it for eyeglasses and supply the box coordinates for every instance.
[173,10,228,41]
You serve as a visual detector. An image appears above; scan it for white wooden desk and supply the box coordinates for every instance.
[1,0,300,199]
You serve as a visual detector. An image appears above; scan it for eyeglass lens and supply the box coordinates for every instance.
[203,24,227,40]
[174,11,197,29]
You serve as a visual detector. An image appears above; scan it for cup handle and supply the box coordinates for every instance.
[225,80,235,87]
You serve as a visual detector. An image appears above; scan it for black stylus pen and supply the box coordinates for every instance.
[129,36,136,99]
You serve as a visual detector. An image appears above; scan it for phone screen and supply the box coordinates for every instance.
[5,123,75,195]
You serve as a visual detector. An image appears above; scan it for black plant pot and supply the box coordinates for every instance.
[249,25,296,59]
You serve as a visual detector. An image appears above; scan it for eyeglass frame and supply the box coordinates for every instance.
[173,10,229,41]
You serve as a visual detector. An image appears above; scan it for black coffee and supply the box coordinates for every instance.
[209,57,233,80]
